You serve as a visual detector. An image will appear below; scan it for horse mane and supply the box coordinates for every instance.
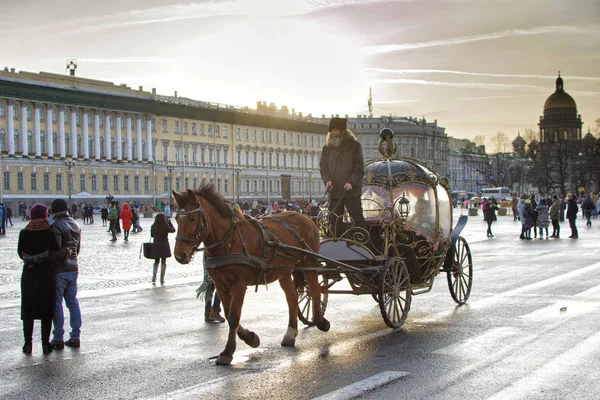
[192,184,236,219]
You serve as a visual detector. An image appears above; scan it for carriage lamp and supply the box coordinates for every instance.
[398,192,410,220]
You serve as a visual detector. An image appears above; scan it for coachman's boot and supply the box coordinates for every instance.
[152,263,158,284]
[208,308,226,323]
[205,307,211,322]
[160,263,166,285]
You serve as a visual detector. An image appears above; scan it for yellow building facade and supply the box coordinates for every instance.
[0,68,328,211]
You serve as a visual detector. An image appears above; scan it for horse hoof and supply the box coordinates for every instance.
[317,319,331,332]
[215,354,233,365]
[247,333,260,348]
[281,337,296,347]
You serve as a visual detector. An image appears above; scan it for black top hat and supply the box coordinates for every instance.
[328,117,347,132]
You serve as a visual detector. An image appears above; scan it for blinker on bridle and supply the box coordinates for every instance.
[175,202,209,253]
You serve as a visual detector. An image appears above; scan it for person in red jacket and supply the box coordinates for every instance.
[120,203,133,242]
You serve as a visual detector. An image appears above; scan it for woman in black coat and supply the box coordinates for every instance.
[566,193,579,239]
[150,213,176,285]
[483,199,499,238]
[18,203,56,355]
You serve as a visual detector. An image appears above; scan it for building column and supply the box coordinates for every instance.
[59,105,66,159]
[71,107,78,159]
[46,105,54,158]
[116,113,122,161]
[94,111,101,161]
[21,102,28,157]
[105,113,111,161]
[82,109,90,160]
[146,117,153,162]
[7,99,15,156]
[136,116,143,163]
[34,103,42,158]
[126,114,133,162]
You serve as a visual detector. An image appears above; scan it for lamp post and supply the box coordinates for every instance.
[307,170,313,202]
[65,159,76,202]
[166,164,175,207]
[234,167,241,205]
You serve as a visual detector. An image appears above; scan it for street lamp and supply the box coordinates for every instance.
[65,159,75,202]
[166,163,175,207]
[234,167,241,205]
[307,170,313,202]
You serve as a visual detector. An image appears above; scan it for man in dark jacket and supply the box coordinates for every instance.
[49,198,83,349]
[320,117,365,236]
[566,193,579,239]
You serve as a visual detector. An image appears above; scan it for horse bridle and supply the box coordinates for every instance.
[175,202,209,254]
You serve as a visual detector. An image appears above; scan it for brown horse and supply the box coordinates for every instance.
[172,186,330,365]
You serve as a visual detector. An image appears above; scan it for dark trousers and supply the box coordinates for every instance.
[23,318,52,344]
[551,219,560,237]
[329,196,365,236]
[109,220,118,239]
[568,217,578,237]
[486,221,493,237]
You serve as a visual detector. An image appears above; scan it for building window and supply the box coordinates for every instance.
[124,175,130,191]
[175,121,180,133]
[261,130,265,142]
[26,106,32,120]
[144,175,149,191]
[236,128,241,140]
[217,177,221,192]
[113,175,119,191]
[175,176,180,191]
[102,174,108,192]
[44,172,50,191]
[193,177,198,189]
[192,147,198,164]
[245,151,249,167]
[200,124,205,136]
[223,127,228,138]
[0,102,6,117]
[3,171,10,190]
[80,173,86,192]
[162,119,167,132]
[183,122,188,134]
[18,172,24,190]
[134,175,140,192]
[208,125,213,137]
[91,174,97,191]
[164,176,169,193]
[215,125,220,137]
[192,123,197,135]
[245,129,249,141]
[56,173,62,191]
[30,172,38,190]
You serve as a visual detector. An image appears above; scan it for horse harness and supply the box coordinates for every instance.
[176,205,315,291]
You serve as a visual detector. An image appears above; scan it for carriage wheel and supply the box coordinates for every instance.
[378,257,411,329]
[447,236,473,305]
[297,275,328,326]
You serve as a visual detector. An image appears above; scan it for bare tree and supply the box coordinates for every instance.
[522,128,537,144]
[473,135,486,147]
[491,131,510,153]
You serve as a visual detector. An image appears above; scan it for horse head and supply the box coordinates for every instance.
[173,189,209,264]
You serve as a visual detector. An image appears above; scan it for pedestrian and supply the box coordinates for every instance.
[108,201,118,241]
[273,201,279,212]
[71,203,78,220]
[201,269,225,323]
[319,117,365,236]
[511,197,519,221]
[582,193,595,227]
[49,198,82,349]
[530,194,538,238]
[131,206,141,233]
[0,204,5,235]
[120,203,133,242]
[522,199,535,240]
[18,203,57,355]
[549,195,561,238]
[566,193,579,239]
[101,205,108,227]
[483,198,499,238]
[150,213,176,285]
[535,198,550,239]
[115,201,122,234]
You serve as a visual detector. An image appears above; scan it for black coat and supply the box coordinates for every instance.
[18,228,56,321]
[150,216,176,259]
[320,137,364,199]
[483,203,498,222]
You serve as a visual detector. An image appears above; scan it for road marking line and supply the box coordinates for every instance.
[485,330,600,400]
[520,282,600,321]
[433,327,518,356]
[313,371,409,400]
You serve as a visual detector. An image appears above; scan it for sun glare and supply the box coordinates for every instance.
[168,18,369,116]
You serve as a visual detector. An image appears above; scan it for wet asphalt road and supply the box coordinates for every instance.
[1,209,599,399]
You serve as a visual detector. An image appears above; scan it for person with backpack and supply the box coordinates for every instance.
[107,201,119,242]
[582,193,595,227]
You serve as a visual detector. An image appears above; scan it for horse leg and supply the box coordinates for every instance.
[214,284,242,365]
[304,270,330,332]
[278,273,299,346]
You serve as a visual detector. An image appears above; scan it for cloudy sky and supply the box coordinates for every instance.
[3,0,600,141]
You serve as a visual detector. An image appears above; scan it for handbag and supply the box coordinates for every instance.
[140,239,154,259]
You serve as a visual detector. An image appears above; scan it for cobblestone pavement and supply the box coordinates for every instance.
[0,215,203,301]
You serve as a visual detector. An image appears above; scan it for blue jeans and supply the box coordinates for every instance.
[53,271,82,341]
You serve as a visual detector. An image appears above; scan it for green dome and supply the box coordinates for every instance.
[544,75,576,110]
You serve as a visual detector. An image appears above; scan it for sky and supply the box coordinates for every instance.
[2,0,600,143]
